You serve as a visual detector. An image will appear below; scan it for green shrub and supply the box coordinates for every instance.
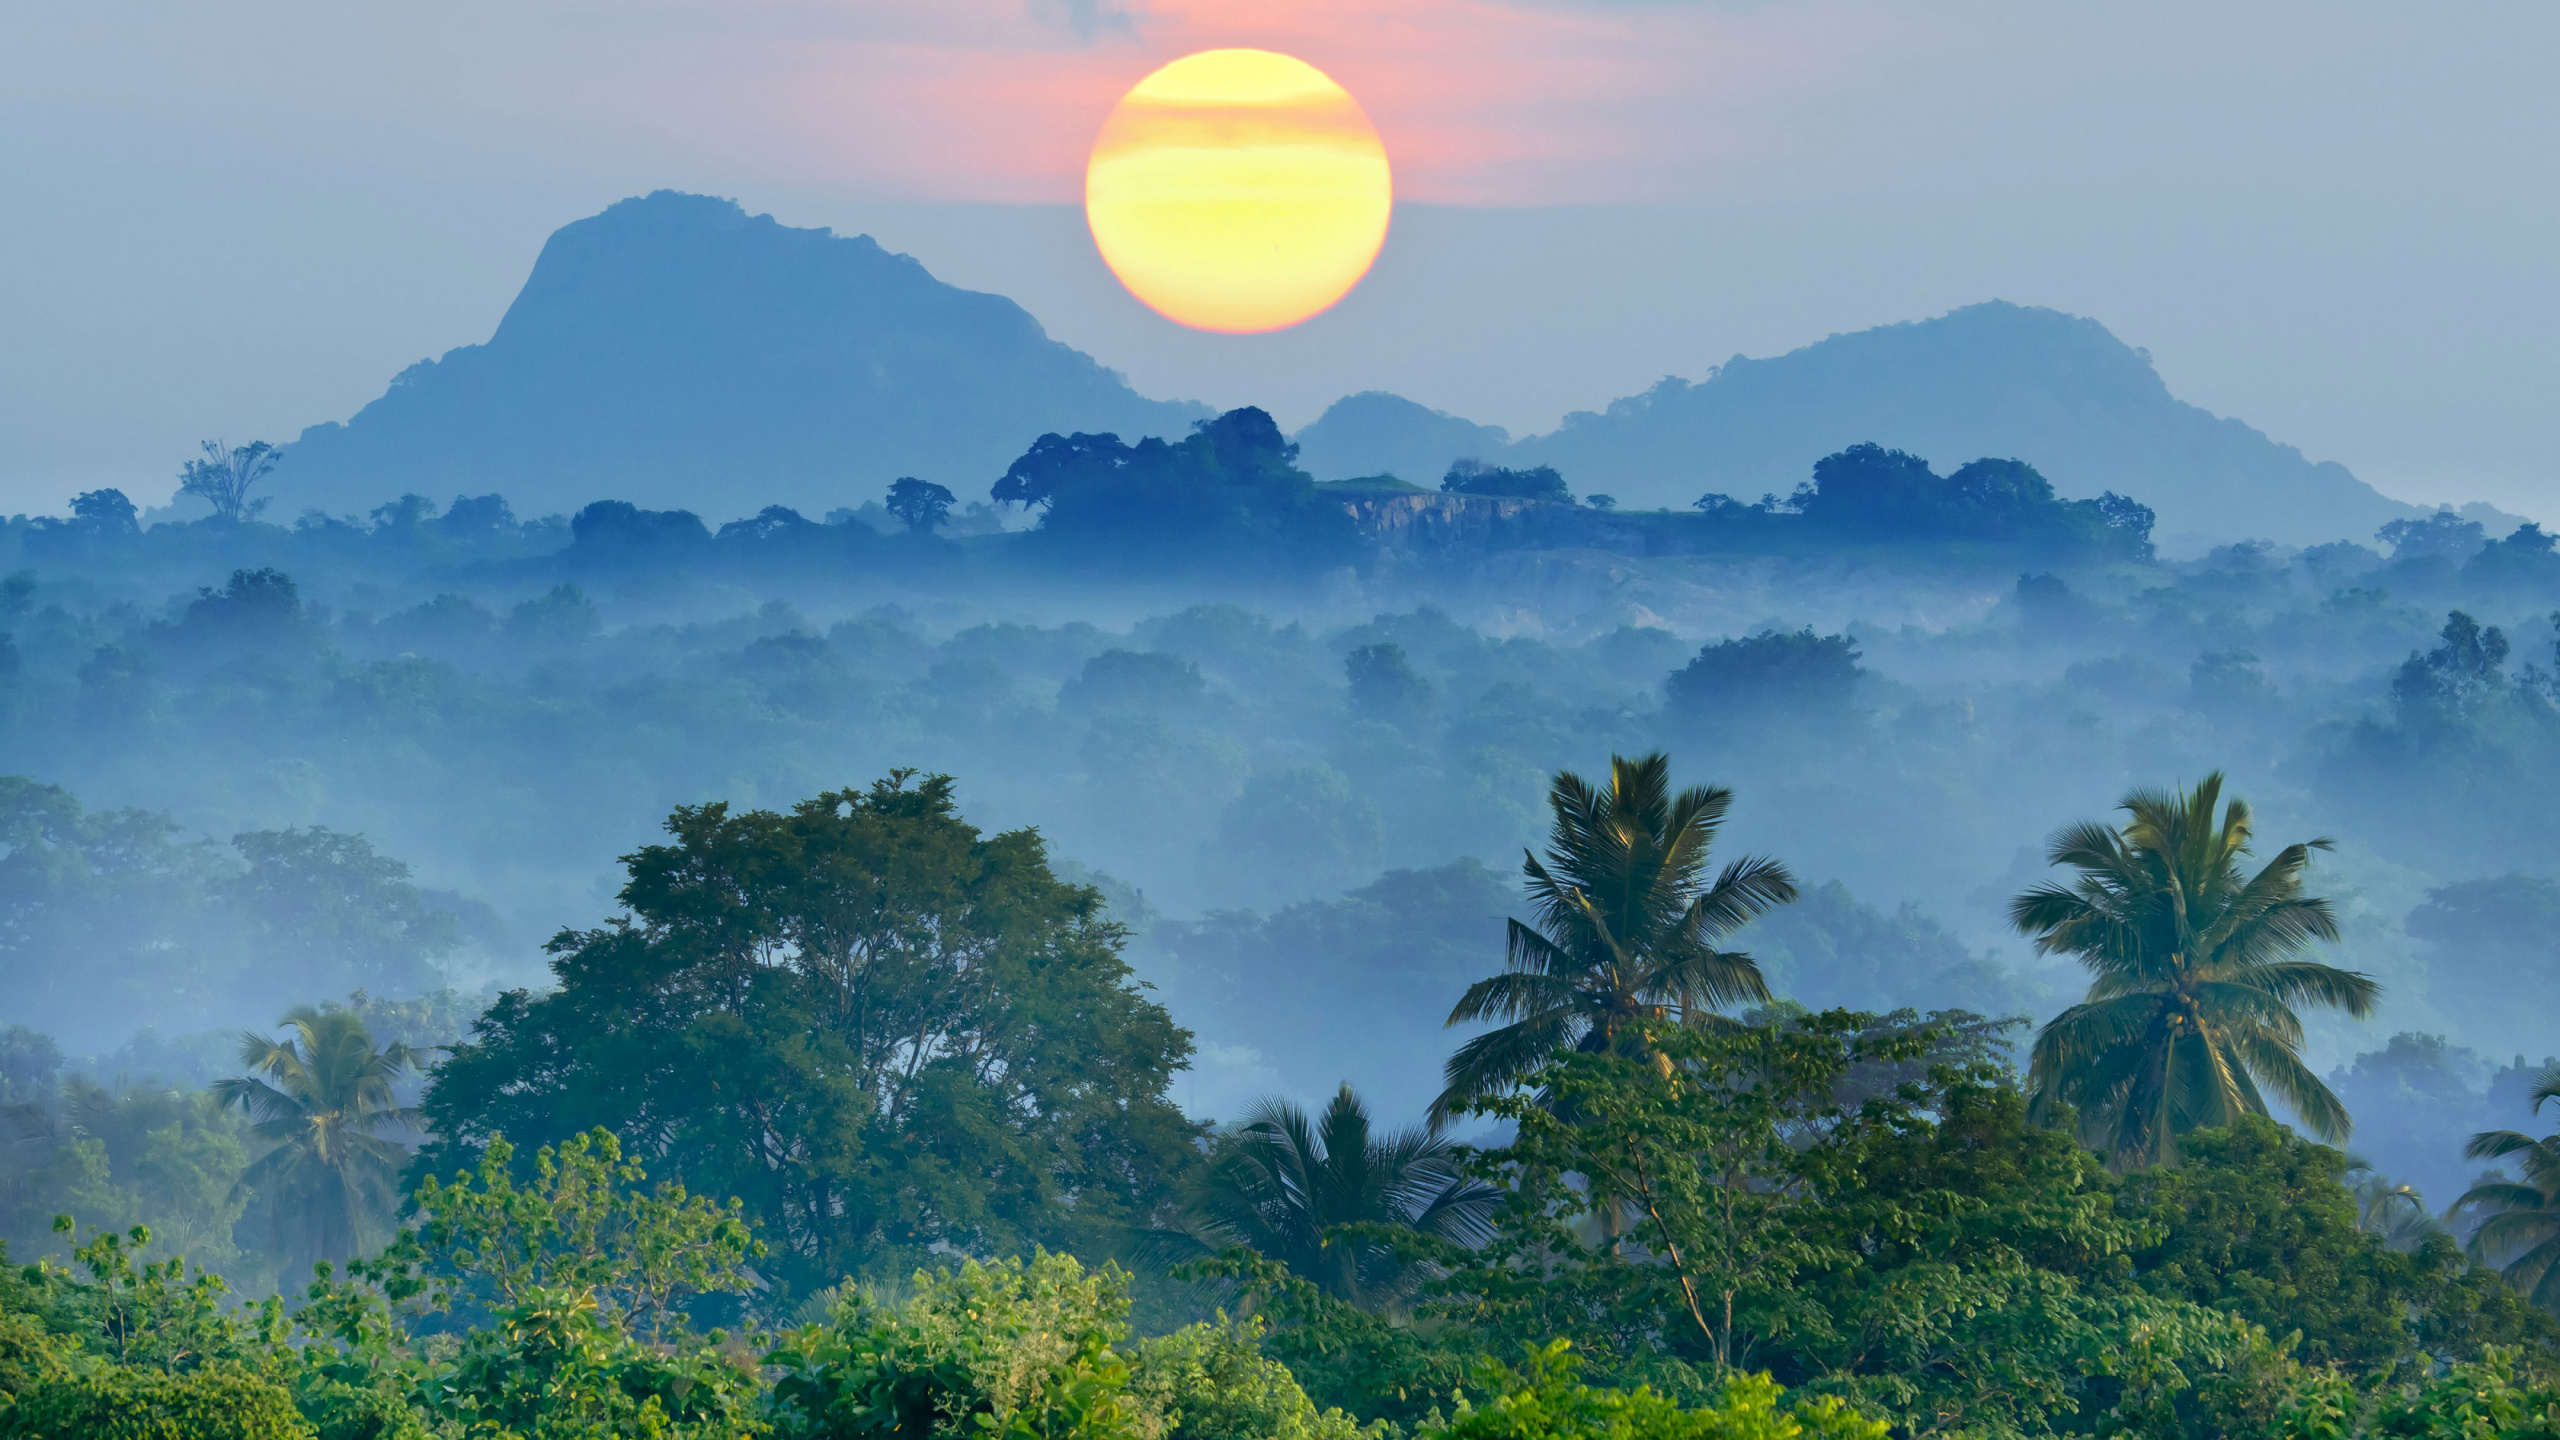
[767,1252,1159,1440]
[415,1285,764,1439]
[4,1363,312,1440]
[1419,1343,1887,1440]
[766,1253,1368,1440]
[1130,1316,1374,1440]
[2268,1346,2560,1440]
[288,1375,436,1440]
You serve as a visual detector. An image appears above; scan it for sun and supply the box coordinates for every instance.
[1085,49,1393,334]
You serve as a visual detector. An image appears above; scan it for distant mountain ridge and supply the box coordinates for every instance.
[275,194,2409,547]
[274,192,1210,519]
[1293,302,2417,548]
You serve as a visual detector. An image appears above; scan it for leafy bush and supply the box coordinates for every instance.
[1130,1316,1373,1440]
[4,1364,312,1440]
[1419,1342,1884,1440]
[767,1252,1370,1440]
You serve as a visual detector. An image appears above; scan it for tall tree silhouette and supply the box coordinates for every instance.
[213,1006,421,1269]
[2014,773,2376,1168]
[1434,752,1795,1124]
[177,439,282,523]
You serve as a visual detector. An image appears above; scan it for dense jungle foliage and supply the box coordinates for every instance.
[9,757,2560,1439]
[13,420,2560,1436]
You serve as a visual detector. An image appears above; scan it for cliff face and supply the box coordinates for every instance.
[1343,492,1542,553]
[275,192,1209,520]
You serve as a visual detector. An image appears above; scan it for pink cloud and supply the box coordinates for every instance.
[650,0,1918,205]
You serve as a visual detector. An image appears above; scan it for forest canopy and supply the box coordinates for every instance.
[10,418,2560,1439]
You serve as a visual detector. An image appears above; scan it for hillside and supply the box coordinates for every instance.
[1292,302,2417,548]
[274,192,1211,519]
[1293,391,1513,488]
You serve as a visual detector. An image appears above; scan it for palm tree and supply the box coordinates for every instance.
[1433,752,1796,1124]
[212,1006,423,1269]
[1145,1085,1495,1311]
[2452,1061,2560,1307]
[2346,1160,2443,1252]
[2014,773,2377,1169]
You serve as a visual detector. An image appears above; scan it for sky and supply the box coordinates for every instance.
[3,0,2555,519]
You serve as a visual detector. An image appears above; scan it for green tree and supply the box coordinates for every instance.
[383,1130,759,1341]
[176,439,282,524]
[2455,1060,2560,1309]
[2012,773,2377,1168]
[1175,1247,1478,1428]
[1344,643,1431,724]
[421,773,1201,1297]
[768,1252,1157,1440]
[2120,1115,2549,1372]
[23,1218,285,1376]
[217,828,461,998]
[1427,1012,2527,1437]
[0,778,230,1039]
[1144,1085,1493,1312]
[1776,1061,2234,1437]
[1460,1017,1893,1376]
[1128,1314,1373,1440]
[1435,753,1795,1124]
[992,409,1360,575]
[884,476,958,532]
[212,1008,422,1273]
[0,1079,251,1268]
[293,1127,767,1440]
[1662,632,1863,739]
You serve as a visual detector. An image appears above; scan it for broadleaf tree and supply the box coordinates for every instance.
[419,772,1204,1300]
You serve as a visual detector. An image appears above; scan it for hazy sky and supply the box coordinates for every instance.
[4,0,2554,520]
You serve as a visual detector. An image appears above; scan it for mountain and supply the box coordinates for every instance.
[1291,302,2416,548]
[1292,391,1512,487]
[275,192,1211,520]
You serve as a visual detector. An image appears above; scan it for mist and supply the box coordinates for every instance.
[7,418,2558,1253]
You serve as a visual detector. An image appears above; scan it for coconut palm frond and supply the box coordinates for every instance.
[2027,994,2161,1110]
[1681,855,1800,940]
[2521,1062,2560,1116]
[1643,946,1774,1017]
[1439,752,1797,1123]
[1433,1007,1578,1125]
[2015,774,2368,1169]
[2202,960,2377,1018]
[1166,1085,1485,1312]
[2220,1022,2350,1144]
